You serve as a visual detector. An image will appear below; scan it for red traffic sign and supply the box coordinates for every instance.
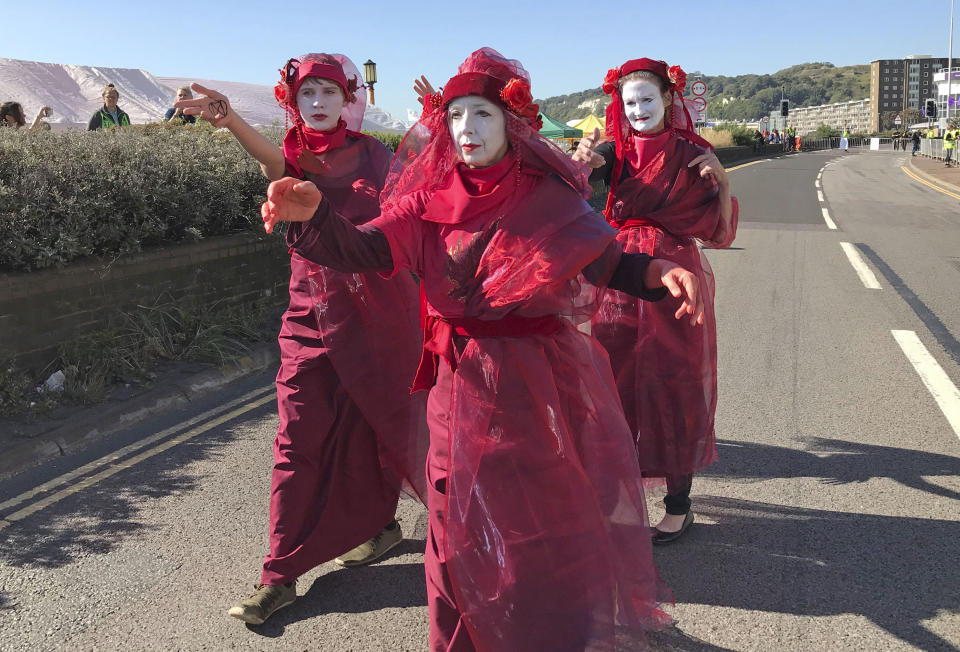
[691,80,707,96]
[691,96,707,112]
[894,115,903,125]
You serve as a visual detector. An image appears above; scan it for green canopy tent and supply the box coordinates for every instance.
[538,112,583,139]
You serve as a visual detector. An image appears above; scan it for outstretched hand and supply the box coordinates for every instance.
[645,259,704,326]
[573,127,606,169]
[175,83,235,128]
[688,151,729,189]
[261,178,323,234]
[413,75,436,105]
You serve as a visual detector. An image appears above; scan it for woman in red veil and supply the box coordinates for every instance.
[575,58,738,543]
[177,54,426,625]
[260,47,707,651]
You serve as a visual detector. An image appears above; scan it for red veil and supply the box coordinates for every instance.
[274,52,368,177]
[602,58,713,219]
[380,47,591,219]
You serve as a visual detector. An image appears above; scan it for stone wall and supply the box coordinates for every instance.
[0,232,290,374]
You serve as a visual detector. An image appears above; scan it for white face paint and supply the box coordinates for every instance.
[621,79,666,133]
[447,95,509,168]
[296,78,346,131]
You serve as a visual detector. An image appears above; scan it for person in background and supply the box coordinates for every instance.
[944,125,956,167]
[0,101,51,130]
[839,128,849,153]
[575,57,737,546]
[911,129,921,156]
[164,86,196,124]
[88,84,130,130]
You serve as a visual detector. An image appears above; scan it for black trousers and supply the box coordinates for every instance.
[664,474,694,515]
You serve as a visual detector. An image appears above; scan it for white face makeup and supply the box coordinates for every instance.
[621,79,666,133]
[447,95,509,168]
[296,78,346,131]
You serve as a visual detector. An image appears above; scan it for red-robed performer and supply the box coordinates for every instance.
[261,47,707,651]
[177,53,426,625]
[574,58,738,544]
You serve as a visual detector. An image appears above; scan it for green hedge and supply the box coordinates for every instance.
[0,123,270,272]
[0,124,405,272]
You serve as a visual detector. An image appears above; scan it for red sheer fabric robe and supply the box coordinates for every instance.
[371,155,670,651]
[592,130,738,478]
[264,133,425,585]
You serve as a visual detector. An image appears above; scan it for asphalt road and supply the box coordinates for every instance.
[1,150,958,651]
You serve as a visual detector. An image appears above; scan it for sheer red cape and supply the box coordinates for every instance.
[365,48,672,648]
[592,129,738,477]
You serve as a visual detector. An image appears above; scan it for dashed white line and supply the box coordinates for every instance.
[815,179,821,189]
[821,207,837,229]
[817,190,824,202]
[839,242,881,289]
[892,330,960,441]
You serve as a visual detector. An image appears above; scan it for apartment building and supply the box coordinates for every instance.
[779,99,871,135]
[870,55,948,131]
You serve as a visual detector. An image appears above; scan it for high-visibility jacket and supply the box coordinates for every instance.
[88,106,131,131]
[944,129,957,150]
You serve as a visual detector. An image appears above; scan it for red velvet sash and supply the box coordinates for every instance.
[611,216,663,230]
[411,311,563,392]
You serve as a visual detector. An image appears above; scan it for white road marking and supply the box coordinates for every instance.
[816,179,821,189]
[892,330,960,441]
[839,242,881,289]
[821,207,837,229]
[818,190,824,202]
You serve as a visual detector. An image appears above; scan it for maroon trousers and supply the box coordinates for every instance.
[424,363,476,652]
[260,337,399,585]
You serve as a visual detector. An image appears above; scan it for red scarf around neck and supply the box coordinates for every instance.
[283,118,348,177]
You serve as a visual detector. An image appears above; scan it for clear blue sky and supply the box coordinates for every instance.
[6,1,958,120]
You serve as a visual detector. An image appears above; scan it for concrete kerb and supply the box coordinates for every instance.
[0,343,280,481]
[906,156,960,196]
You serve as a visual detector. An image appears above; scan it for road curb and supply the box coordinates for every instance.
[906,157,960,195]
[0,344,279,481]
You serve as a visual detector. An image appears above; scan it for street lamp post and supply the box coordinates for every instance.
[363,60,377,106]
[947,0,955,126]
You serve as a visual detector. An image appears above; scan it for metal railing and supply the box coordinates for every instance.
[918,138,946,160]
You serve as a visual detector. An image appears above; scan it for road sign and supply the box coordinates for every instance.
[894,114,903,125]
[691,96,707,112]
[691,80,707,96]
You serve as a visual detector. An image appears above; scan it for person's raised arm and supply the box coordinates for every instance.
[177,83,286,181]
[29,106,51,131]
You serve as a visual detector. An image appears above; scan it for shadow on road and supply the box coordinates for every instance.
[704,438,960,501]
[656,495,959,651]
[0,406,271,570]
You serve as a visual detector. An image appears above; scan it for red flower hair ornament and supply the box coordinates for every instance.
[602,68,621,95]
[500,78,541,129]
[668,65,687,93]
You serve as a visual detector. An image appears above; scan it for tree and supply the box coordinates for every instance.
[811,123,840,138]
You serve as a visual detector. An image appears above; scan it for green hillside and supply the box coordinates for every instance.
[536,62,870,123]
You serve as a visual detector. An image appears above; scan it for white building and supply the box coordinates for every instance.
[933,68,960,126]
[780,98,871,135]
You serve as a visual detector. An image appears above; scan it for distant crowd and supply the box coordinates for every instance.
[1,82,199,132]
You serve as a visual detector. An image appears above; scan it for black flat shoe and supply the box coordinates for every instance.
[652,511,694,545]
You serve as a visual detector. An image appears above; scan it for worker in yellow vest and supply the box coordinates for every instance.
[944,126,957,167]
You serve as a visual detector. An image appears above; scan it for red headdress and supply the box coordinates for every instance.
[273,53,367,176]
[379,47,589,217]
[601,58,711,218]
